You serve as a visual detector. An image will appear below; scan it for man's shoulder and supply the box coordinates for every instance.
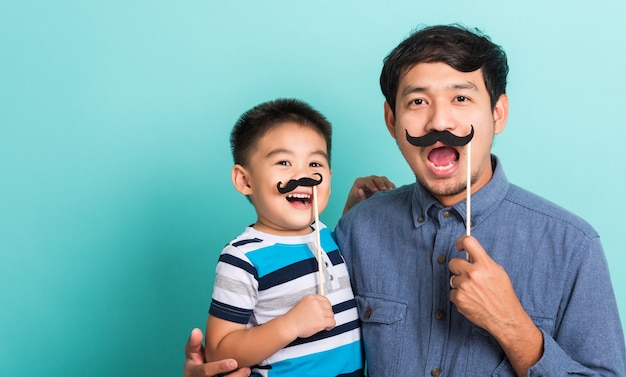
[504,184,598,237]
[355,183,415,210]
[337,183,415,232]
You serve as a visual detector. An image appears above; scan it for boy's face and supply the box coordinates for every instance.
[232,122,331,236]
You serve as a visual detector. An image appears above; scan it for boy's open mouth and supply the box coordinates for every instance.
[286,193,312,206]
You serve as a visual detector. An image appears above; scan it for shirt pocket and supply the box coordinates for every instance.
[468,313,555,376]
[355,293,407,377]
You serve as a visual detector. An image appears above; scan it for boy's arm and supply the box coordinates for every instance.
[205,294,336,368]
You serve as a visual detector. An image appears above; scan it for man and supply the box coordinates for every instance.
[186,24,625,376]
[184,329,250,377]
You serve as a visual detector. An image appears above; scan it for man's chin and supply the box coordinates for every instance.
[419,179,467,199]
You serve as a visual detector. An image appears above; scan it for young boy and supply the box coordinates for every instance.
[205,98,364,376]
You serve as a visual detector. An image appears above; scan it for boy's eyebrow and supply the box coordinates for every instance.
[265,148,291,158]
[310,149,329,159]
[400,81,478,97]
[265,148,329,160]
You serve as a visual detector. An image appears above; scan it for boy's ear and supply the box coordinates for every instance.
[232,164,253,195]
[329,169,332,195]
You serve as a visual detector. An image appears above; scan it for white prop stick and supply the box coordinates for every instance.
[313,185,324,295]
[465,141,472,261]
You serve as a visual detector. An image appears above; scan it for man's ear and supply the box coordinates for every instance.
[384,102,397,139]
[493,94,509,135]
[232,164,253,195]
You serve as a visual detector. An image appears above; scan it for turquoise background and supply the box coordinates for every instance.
[1,1,624,376]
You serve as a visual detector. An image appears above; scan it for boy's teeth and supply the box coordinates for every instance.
[288,194,311,198]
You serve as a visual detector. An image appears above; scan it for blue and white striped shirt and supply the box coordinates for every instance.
[209,222,364,377]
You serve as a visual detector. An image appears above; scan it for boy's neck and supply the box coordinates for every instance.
[251,222,315,237]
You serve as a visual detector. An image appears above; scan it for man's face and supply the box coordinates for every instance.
[232,122,332,236]
[385,62,508,207]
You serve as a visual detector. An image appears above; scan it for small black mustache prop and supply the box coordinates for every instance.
[276,173,323,194]
[405,125,474,147]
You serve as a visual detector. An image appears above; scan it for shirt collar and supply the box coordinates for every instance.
[412,155,510,228]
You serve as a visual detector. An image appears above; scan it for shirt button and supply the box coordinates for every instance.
[437,255,446,264]
[329,275,334,281]
[324,261,329,267]
[417,216,425,223]
[443,211,451,218]
[431,368,442,376]
[435,310,446,320]
[364,307,373,319]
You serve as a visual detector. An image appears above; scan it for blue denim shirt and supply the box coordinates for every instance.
[335,156,625,376]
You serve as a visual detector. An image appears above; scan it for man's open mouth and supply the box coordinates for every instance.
[427,146,460,170]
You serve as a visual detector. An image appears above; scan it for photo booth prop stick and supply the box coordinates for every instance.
[312,185,324,295]
[277,173,325,295]
[405,125,475,261]
[465,140,472,261]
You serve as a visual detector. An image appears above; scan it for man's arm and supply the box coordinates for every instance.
[449,236,543,376]
[184,328,250,377]
[449,235,626,376]
[343,175,395,214]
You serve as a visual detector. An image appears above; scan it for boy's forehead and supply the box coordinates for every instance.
[255,121,328,152]
[267,121,326,140]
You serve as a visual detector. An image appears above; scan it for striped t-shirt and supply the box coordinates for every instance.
[209,222,364,376]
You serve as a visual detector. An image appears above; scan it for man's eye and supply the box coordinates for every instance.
[456,96,467,102]
[412,99,424,105]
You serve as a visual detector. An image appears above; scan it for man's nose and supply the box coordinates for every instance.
[426,102,455,132]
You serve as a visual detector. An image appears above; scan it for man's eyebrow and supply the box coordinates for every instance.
[401,85,427,97]
[400,81,478,97]
[450,81,478,91]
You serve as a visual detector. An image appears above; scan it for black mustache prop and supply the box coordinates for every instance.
[276,173,323,194]
[405,125,474,147]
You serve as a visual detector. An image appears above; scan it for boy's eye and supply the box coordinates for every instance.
[277,161,290,166]
[412,99,424,105]
[310,162,322,168]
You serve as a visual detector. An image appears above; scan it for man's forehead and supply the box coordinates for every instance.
[398,64,485,95]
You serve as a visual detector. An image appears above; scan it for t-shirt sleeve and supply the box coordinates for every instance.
[208,246,259,324]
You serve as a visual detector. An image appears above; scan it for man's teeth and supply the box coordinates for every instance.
[431,161,456,170]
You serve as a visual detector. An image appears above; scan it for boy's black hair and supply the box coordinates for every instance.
[231,98,332,166]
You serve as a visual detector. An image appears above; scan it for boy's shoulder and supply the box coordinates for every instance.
[225,224,325,254]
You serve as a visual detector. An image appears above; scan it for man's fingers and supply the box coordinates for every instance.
[188,359,249,377]
[377,176,396,190]
[368,175,395,192]
[456,235,488,263]
[208,359,238,373]
[185,328,206,364]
